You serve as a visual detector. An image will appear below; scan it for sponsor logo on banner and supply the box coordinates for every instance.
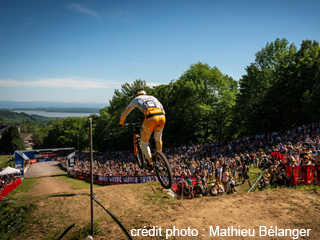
[69,157,75,167]
[35,152,58,158]
[41,153,57,158]
[96,175,161,184]
[76,172,196,192]
[15,163,22,169]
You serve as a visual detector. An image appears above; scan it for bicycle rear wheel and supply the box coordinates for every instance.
[153,151,173,189]
[136,141,145,169]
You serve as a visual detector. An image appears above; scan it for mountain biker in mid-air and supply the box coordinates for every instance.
[119,89,166,171]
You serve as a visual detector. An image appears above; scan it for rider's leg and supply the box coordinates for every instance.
[140,118,154,165]
[140,139,152,163]
[141,115,166,165]
[154,115,166,152]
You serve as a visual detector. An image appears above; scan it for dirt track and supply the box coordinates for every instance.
[24,182,320,240]
[24,161,72,197]
[24,161,65,178]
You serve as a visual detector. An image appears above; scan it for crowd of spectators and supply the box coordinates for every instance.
[0,174,19,191]
[75,151,154,177]
[71,122,320,198]
[0,155,20,193]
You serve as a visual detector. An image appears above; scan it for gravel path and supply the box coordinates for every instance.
[24,161,66,178]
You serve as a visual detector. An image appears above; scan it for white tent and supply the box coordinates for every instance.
[0,167,20,176]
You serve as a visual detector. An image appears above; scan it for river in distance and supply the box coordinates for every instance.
[14,111,99,118]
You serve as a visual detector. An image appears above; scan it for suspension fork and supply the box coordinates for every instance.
[134,134,140,156]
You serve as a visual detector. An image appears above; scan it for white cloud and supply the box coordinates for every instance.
[67,3,100,18]
[147,82,166,87]
[125,81,166,87]
[0,77,167,91]
[0,78,123,89]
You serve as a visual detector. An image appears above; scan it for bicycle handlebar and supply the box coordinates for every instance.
[123,122,141,126]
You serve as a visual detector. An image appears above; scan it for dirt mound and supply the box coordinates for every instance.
[16,178,320,240]
[111,186,320,240]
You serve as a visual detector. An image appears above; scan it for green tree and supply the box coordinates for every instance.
[32,117,92,150]
[233,38,320,137]
[233,38,297,136]
[164,62,238,145]
[0,126,25,154]
[259,39,320,130]
[295,40,320,124]
[93,64,238,150]
[32,126,50,149]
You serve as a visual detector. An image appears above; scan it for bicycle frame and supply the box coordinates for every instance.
[123,123,144,164]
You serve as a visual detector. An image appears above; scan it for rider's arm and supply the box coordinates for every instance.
[119,100,137,125]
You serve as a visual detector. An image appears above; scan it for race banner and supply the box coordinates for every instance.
[73,171,189,186]
[286,165,319,186]
[97,175,159,184]
[316,165,320,183]
[271,151,285,161]
[304,166,313,184]
[0,178,21,201]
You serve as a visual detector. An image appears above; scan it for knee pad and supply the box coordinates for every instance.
[156,140,162,152]
[140,139,152,160]
[140,139,148,149]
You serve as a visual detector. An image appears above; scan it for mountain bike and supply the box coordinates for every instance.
[123,122,173,189]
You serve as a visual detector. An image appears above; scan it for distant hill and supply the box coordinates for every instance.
[3,108,100,113]
[0,100,107,109]
[0,110,62,124]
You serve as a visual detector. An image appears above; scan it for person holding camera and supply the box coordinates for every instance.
[206,183,218,196]
[184,178,194,199]
[194,180,205,197]
[226,176,236,194]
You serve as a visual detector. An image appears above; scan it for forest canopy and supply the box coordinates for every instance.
[31,38,320,151]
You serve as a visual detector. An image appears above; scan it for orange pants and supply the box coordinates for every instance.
[140,115,166,162]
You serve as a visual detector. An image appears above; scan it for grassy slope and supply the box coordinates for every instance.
[57,175,104,190]
[5,178,37,199]
[238,166,262,193]
[0,155,14,168]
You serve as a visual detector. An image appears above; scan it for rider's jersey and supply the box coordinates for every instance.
[119,95,165,125]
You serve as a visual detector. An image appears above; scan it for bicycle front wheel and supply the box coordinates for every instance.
[153,151,173,189]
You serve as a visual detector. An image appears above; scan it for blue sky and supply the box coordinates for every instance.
[0,0,319,104]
